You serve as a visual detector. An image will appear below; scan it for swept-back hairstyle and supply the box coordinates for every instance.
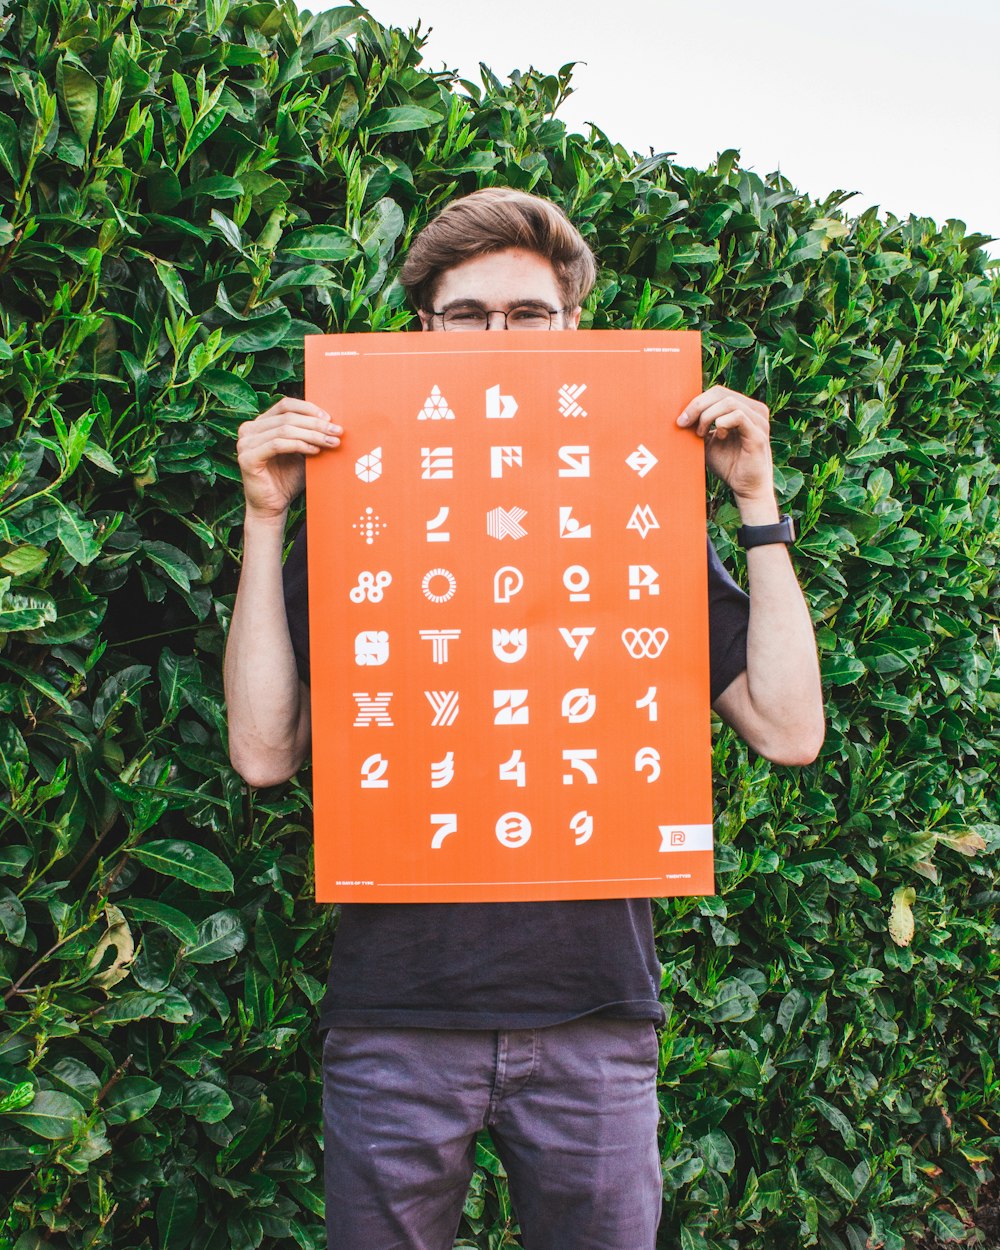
[400,187,597,310]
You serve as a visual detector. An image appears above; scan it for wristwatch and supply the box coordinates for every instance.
[736,514,796,548]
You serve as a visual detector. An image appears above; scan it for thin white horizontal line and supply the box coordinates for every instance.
[362,348,645,357]
[376,876,664,886]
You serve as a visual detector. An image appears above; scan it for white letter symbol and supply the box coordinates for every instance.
[360,754,389,789]
[627,504,660,540]
[420,629,461,664]
[354,630,389,666]
[353,507,386,544]
[418,386,455,420]
[562,749,598,785]
[496,812,531,847]
[628,565,660,600]
[558,446,590,477]
[636,686,659,722]
[350,571,392,604]
[487,506,527,541]
[558,383,588,418]
[571,810,594,846]
[431,753,455,788]
[485,385,518,419]
[422,568,457,604]
[352,692,393,727]
[561,688,596,723]
[563,566,590,602]
[499,750,526,787]
[622,628,668,659]
[492,628,527,663]
[494,690,529,725]
[493,566,524,603]
[430,813,457,848]
[490,446,522,478]
[635,747,661,783]
[559,627,595,660]
[425,691,459,727]
[426,506,450,542]
[421,447,453,479]
[626,444,658,478]
[559,506,591,539]
[355,447,382,482]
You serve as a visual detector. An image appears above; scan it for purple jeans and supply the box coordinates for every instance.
[321,1015,662,1250]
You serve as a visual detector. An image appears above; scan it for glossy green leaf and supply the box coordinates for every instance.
[699,1129,736,1174]
[5,1089,85,1140]
[707,978,759,1023]
[131,840,234,893]
[97,988,193,1025]
[0,1082,35,1115]
[0,545,48,576]
[0,846,31,876]
[184,909,247,964]
[0,111,20,179]
[143,540,201,591]
[198,369,261,413]
[53,499,102,564]
[118,898,199,946]
[365,105,441,134]
[816,1154,862,1203]
[278,227,355,261]
[181,1080,234,1124]
[0,887,27,945]
[157,1176,198,1249]
[254,909,293,975]
[104,1076,162,1124]
[153,260,193,313]
[57,59,99,146]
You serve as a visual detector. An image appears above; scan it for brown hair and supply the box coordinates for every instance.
[400,187,597,311]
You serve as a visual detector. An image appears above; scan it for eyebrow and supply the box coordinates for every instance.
[437,298,555,311]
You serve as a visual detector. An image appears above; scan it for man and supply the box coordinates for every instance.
[225,187,824,1250]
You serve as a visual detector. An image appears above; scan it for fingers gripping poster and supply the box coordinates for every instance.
[304,330,714,903]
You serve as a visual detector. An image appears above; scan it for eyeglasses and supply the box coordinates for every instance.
[429,304,571,331]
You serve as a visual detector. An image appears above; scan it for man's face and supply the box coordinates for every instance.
[417,248,582,333]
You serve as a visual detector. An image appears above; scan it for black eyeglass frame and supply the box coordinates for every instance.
[427,304,573,331]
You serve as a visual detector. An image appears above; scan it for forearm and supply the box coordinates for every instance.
[678,386,824,763]
[223,510,311,785]
[719,493,825,764]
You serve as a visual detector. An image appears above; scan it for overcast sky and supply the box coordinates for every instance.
[304,0,999,257]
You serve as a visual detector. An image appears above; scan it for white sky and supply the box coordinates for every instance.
[305,0,999,257]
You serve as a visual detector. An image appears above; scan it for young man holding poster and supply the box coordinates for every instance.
[225,189,824,1250]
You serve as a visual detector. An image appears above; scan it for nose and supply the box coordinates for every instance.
[484,310,507,331]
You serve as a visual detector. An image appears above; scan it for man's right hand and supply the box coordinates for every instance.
[236,398,343,521]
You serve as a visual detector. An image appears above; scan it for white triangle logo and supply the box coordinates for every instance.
[418,385,455,420]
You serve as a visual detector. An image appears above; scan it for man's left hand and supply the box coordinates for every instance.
[677,386,775,508]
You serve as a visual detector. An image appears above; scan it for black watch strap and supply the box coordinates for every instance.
[736,514,796,548]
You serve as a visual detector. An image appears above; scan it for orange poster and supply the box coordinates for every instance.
[304,330,714,903]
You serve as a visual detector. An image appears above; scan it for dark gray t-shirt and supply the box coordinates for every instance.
[282,524,749,1029]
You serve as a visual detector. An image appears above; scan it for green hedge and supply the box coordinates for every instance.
[1,1,998,1247]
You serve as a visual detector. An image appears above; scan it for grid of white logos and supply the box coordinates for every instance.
[346,381,699,856]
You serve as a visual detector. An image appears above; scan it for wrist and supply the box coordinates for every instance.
[244,504,290,532]
[734,491,780,525]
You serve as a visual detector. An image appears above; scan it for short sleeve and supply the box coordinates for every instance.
[281,522,311,685]
[707,537,749,702]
